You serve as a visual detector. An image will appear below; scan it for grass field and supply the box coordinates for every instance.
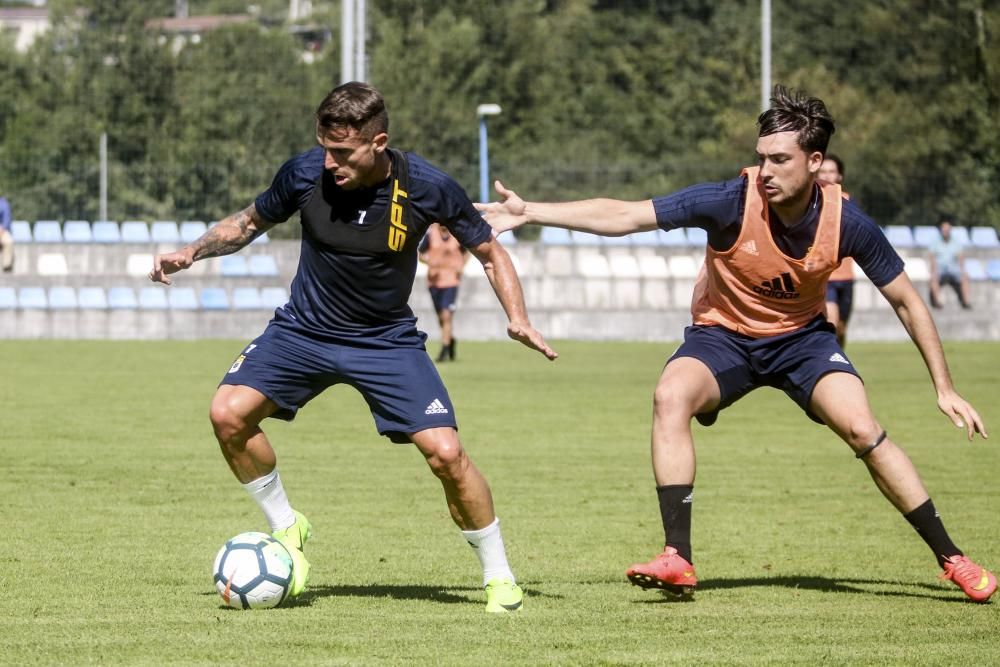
[1,339,998,665]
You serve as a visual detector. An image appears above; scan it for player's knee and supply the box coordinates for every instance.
[653,382,698,421]
[844,418,882,449]
[424,440,467,478]
[209,395,248,443]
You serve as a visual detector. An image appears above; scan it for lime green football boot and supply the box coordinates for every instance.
[484,577,523,613]
[272,510,312,597]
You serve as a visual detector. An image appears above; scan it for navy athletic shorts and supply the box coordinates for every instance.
[669,315,861,426]
[220,323,457,443]
[825,280,855,323]
[429,286,459,312]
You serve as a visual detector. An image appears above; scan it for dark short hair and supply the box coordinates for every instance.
[315,81,389,139]
[757,85,835,155]
[824,153,845,178]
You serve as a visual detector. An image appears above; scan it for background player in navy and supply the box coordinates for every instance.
[478,85,994,602]
[150,82,556,613]
[819,154,855,346]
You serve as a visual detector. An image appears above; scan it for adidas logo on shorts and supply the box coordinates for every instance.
[425,398,449,415]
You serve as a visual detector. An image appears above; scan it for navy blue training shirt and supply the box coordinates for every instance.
[254,147,492,347]
[652,175,904,287]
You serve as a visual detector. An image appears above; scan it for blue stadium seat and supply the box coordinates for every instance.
[121,221,151,243]
[48,286,78,309]
[179,221,207,243]
[540,227,573,245]
[631,230,661,246]
[950,226,971,246]
[11,220,32,243]
[912,226,939,248]
[685,227,708,247]
[200,287,230,310]
[18,287,48,309]
[571,231,603,246]
[220,255,250,277]
[987,259,1000,281]
[260,287,289,309]
[92,221,121,243]
[139,287,169,309]
[0,287,16,309]
[232,287,263,309]
[150,221,180,244]
[251,231,270,245]
[63,220,93,243]
[248,254,279,277]
[658,229,687,246]
[884,225,915,249]
[33,220,63,243]
[107,287,138,309]
[969,226,999,248]
[78,287,108,309]
[600,234,632,247]
[964,258,987,281]
[168,287,198,310]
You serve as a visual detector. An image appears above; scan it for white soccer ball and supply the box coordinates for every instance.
[213,532,294,609]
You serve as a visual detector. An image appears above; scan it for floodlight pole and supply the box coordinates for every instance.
[477,104,501,203]
[761,0,771,112]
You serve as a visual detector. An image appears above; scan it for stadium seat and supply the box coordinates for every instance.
[78,287,108,309]
[92,221,122,243]
[884,225,915,249]
[964,258,987,281]
[667,254,700,279]
[251,231,270,245]
[63,220,93,243]
[631,230,661,247]
[150,221,180,244]
[126,253,154,277]
[179,221,208,243]
[658,228,687,246]
[609,254,641,279]
[107,287,138,309]
[220,255,250,277]
[18,287,47,309]
[497,230,518,245]
[167,287,198,310]
[685,227,708,247]
[121,221,151,243]
[11,220,32,243]
[260,287,289,309]
[0,287,17,308]
[950,226,971,246]
[601,234,633,248]
[969,226,999,248]
[571,231,603,246]
[912,226,940,248]
[638,255,669,279]
[200,287,230,310]
[543,246,574,275]
[33,220,63,243]
[37,253,69,276]
[540,227,573,245]
[48,286,78,309]
[904,257,930,281]
[248,254,279,277]
[232,287,263,309]
[139,287,169,310]
[987,259,1000,281]
[576,252,611,278]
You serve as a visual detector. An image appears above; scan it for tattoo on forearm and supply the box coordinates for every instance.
[190,206,260,260]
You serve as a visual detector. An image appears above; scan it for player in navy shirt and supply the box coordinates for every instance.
[151,82,555,612]
[478,85,993,602]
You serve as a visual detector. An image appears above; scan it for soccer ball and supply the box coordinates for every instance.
[212,532,294,609]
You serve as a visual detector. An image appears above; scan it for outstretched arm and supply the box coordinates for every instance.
[468,236,557,360]
[149,204,275,284]
[879,272,987,440]
[474,180,658,237]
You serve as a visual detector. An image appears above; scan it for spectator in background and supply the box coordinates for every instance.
[819,154,853,346]
[0,192,13,272]
[419,222,469,362]
[928,219,972,309]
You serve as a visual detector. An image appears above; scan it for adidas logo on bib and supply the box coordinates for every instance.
[425,398,449,415]
[739,240,759,256]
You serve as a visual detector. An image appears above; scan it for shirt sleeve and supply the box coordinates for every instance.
[253,150,322,224]
[840,201,905,287]
[418,176,492,248]
[652,177,745,233]
[0,198,11,230]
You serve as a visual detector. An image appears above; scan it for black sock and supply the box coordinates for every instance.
[657,484,693,564]
[904,498,962,568]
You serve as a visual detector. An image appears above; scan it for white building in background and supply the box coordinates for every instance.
[0,7,50,52]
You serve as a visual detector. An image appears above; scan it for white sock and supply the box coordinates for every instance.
[242,469,295,532]
[461,517,515,587]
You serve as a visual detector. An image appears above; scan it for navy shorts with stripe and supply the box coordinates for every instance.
[669,316,861,426]
[220,323,457,443]
[429,286,459,312]
[825,280,855,323]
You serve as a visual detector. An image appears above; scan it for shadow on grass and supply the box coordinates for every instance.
[285,583,562,608]
[634,575,973,604]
